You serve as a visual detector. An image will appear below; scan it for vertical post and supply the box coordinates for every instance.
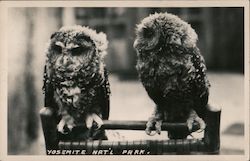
[204,104,221,154]
[40,107,58,154]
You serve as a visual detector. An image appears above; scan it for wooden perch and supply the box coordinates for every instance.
[74,120,200,132]
[40,104,221,154]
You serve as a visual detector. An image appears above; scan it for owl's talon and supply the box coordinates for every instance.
[57,119,65,133]
[57,121,66,134]
[155,120,162,135]
[57,120,70,134]
[145,128,157,136]
[67,124,74,131]
[57,114,75,134]
[92,113,104,129]
[85,113,104,130]
[186,114,206,132]
[145,117,162,136]
[86,114,94,129]
[145,125,152,135]
[195,117,206,133]
[57,123,74,134]
[187,119,193,131]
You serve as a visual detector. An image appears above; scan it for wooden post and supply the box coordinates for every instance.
[39,107,58,153]
[203,104,221,154]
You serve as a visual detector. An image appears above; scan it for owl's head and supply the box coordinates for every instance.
[134,12,198,54]
[45,25,108,79]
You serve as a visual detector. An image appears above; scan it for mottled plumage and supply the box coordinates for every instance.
[43,26,110,139]
[134,12,210,139]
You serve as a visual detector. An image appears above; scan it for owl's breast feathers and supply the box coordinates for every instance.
[136,44,210,114]
[44,63,110,119]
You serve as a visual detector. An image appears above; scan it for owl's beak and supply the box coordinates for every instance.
[62,56,69,65]
[61,55,72,66]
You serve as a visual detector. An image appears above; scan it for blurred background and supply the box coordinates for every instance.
[8,7,244,155]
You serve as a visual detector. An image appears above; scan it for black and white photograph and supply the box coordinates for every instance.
[0,1,249,161]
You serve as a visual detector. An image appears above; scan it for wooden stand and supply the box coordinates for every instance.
[40,104,221,155]
[40,107,59,150]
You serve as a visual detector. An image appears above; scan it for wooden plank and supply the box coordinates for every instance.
[58,139,206,155]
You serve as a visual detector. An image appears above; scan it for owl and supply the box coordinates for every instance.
[134,12,210,139]
[43,26,110,140]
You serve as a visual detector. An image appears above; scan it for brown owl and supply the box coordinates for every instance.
[43,26,110,140]
[134,12,210,139]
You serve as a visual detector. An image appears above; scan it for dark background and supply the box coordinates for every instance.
[72,7,244,75]
[7,7,244,155]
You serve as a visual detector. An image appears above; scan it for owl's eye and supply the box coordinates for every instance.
[71,47,88,56]
[143,27,154,38]
[52,45,62,54]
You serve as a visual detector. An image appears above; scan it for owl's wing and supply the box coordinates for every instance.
[190,47,210,119]
[43,65,60,114]
[99,68,111,120]
[43,65,54,107]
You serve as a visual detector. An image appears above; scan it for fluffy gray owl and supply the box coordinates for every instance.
[134,12,210,139]
[43,26,110,140]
